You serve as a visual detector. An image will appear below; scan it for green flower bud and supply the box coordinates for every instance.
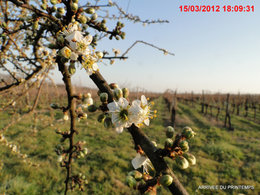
[128,170,142,180]
[159,174,173,186]
[91,13,98,20]
[151,141,157,147]
[183,153,196,165]
[72,0,78,3]
[33,21,38,30]
[87,104,98,112]
[104,117,112,128]
[79,15,87,24]
[125,175,136,188]
[182,126,196,139]
[101,19,107,24]
[113,88,123,100]
[84,179,88,185]
[166,126,175,138]
[122,88,129,98]
[50,103,58,109]
[100,92,108,102]
[97,114,106,123]
[164,138,173,148]
[41,4,47,10]
[83,148,88,155]
[85,7,95,14]
[109,83,119,89]
[71,3,78,12]
[57,7,65,14]
[95,51,103,59]
[68,63,76,75]
[176,156,189,169]
[50,0,57,5]
[179,140,189,152]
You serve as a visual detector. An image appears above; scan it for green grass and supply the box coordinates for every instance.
[0,96,259,194]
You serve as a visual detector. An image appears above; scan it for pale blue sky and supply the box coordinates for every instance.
[53,0,260,93]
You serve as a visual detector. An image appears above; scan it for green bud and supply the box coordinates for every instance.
[91,13,98,20]
[164,138,173,148]
[109,83,119,89]
[80,151,85,158]
[50,103,58,109]
[128,170,142,181]
[182,126,196,139]
[71,3,78,12]
[122,88,129,98]
[97,114,106,123]
[176,156,189,169]
[51,5,57,11]
[33,21,39,30]
[72,0,78,3]
[104,117,112,128]
[179,140,189,152]
[79,15,87,24]
[100,92,108,103]
[85,7,95,14]
[87,104,98,112]
[50,0,57,5]
[166,126,174,138]
[151,141,157,147]
[183,153,196,165]
[41,4,47,10]
[159,174,173,186]
[95,51,103,59]
[57,7,65,14]
[113,88,123,100]
[83,148,88,155]
[68,63,76,75]
[125,175,136,188]
[101,19,107,24]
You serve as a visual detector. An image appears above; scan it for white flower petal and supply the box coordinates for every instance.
[115,126,124,133]
[70,52,78,60]
[92,63,98,71]
[65,31,83,42]
[144,118,150,126]
[107,102,118,112]
[84,35,93,45]
[141,95,147,106]
[131,154,148,169]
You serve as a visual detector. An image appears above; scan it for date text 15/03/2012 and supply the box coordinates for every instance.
[179,5,254,13]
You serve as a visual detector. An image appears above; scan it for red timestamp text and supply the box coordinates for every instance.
[179,5,255,13]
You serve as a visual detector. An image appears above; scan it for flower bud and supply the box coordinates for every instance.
[122,88,129,98]
[179,140,189,152]
[50,103,58,109]
[85,93,91,98]
[176,156,189,169]
[87,104,98,112]
[91,13,98,20]
[183,153,196,165]
[41,4,47,10]
[113,88,123,100]
[159,174,173,186]
[72,0,78,3]
[100,92,108,103]
[50,0,57,5]
[68,63,76,75]
[125,175,136,188]
[97,114,106,123]
[57,155,63,162]
[95,51,103,59]
[85,7,95,14]
[83,148,88,155]
[128,170,143,180]
[166,126,175,138]
[104,117,112,128]
[63,113,69,121]
[33,21,38,30]
[57,7,65,14]
[164,138,173,149]
[79,15,87,24]
[151,141,157,147]
[109,83,119,89]
[182,126,196,139]
[71,2,78,12]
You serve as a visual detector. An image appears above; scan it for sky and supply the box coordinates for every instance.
[51,0,260,94]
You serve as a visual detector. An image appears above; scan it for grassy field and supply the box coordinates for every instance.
[0,96,259,195]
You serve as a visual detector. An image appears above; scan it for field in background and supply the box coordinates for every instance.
[0,84,259,195]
